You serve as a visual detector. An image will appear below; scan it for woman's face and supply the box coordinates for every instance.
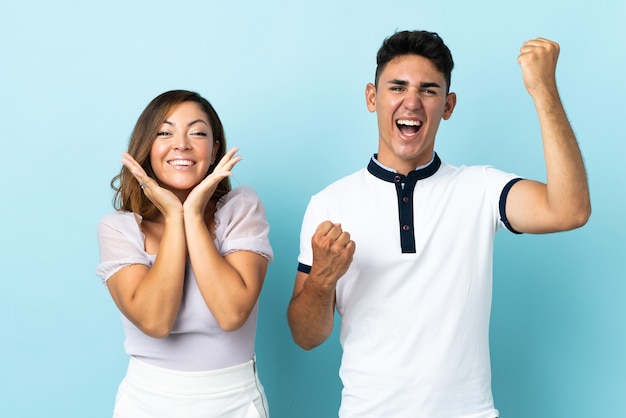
[149,101,218,200]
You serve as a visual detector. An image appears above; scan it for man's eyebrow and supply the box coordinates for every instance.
[386,79,442,89]
[420,82,442,89]
[388,79,409,86]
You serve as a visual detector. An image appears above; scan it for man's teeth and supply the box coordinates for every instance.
[169,160,194,166]
[397,120,422,126]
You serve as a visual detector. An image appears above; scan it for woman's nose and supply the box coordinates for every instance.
[173,136,191,150]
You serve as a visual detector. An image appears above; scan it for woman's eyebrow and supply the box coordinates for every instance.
[187,119,209,127]
[161,119,209,127]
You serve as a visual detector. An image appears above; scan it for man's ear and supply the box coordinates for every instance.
[443,92,457,120]
[365,83,377,112]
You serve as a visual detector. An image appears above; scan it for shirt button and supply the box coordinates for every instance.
[402,224,410,231]
[394,175,402,183]
[402,197,409,203]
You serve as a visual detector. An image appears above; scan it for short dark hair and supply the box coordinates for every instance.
[375,30,454,93]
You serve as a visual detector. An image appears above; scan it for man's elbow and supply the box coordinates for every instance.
[570,198,592,229]
[291,333,323,351]
[291,334,324,351]
[287,313,327,351]
[574,205,592,228]
[559,203,592,231]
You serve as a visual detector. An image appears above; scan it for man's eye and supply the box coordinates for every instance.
[421,89,436,95]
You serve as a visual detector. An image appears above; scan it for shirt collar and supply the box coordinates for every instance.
[367,153,441,183]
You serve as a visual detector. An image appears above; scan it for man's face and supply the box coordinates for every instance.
[366,54,456,174]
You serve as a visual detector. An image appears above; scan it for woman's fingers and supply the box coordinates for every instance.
[121,153,183,216]
[122,153,155,192]
[214,147,241,174]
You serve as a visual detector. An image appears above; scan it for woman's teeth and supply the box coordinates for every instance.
[169,160,194,166]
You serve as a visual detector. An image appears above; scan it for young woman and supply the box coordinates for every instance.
[96,90,272,417]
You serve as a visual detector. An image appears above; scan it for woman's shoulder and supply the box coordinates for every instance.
[215,186,267,225]
[217,185,260,208]
[98,210,140,230]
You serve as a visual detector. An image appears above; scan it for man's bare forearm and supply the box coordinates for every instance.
[288,275,337,350]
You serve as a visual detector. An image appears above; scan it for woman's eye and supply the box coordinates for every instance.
[157,131,169,136]
[192,132,208,137]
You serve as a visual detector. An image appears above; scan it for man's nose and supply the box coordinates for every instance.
[403,89,422,110]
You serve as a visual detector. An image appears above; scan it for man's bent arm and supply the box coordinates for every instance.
[288,221,355,350]
[506,38,591,233]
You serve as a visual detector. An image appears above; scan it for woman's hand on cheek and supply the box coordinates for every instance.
[183,147,242,215]
[121,153,183,218]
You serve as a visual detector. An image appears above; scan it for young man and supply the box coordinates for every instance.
[287,30,590,417]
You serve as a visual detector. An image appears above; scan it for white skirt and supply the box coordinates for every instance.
[113,357,269,418]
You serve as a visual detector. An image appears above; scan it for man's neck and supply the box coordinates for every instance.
[373,154,436,175]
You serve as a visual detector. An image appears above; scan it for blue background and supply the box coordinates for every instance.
[1,1,624,417]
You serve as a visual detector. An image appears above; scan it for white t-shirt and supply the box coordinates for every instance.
[96,186,273,372]
[298,155,520,418]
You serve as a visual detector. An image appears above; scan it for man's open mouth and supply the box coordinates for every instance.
[396,119,422,136]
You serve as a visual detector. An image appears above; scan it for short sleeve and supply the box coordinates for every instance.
[95,211,152,284]
[297,194,327,270]
[480,166,524,233]
[214,186,273,262]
